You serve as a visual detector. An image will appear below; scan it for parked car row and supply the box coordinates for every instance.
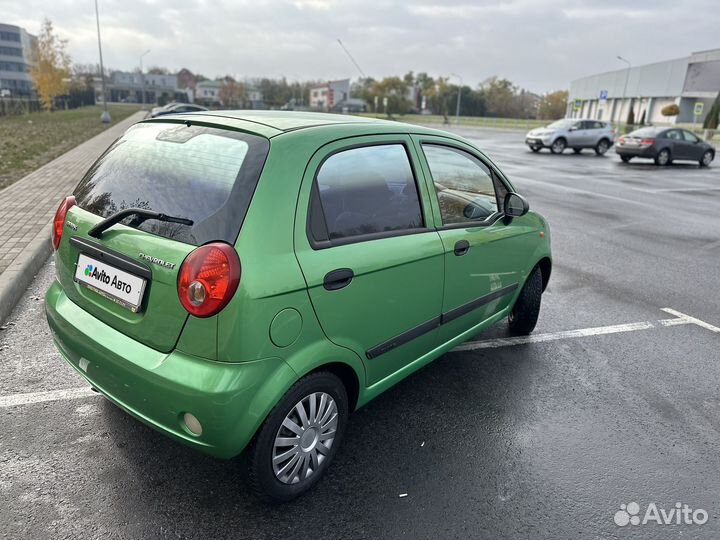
[526,119,715,167]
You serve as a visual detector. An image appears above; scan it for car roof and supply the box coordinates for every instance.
[142,110,453,139]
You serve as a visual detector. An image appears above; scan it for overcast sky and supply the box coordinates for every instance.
[5,0,718,92]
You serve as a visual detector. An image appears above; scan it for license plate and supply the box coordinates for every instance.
[74,253,147,312]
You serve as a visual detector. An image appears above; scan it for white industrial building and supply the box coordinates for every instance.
[568,48,720,125]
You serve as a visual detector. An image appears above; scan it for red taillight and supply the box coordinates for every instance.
[52,196,76,250]
[178,242,240,317]
[640,138,655,145]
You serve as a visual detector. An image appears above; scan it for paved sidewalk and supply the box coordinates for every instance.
[0,111,145,321]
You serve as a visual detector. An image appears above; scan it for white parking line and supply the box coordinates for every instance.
[661,307,720,333]
[0,387,96,408]
[452,308,714,352]
[0,309,717,408]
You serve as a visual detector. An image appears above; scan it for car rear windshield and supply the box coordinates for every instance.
[628,127,658,138]
[74,122,269,245]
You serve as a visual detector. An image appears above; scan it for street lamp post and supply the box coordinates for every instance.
[617,55,631,134]
[139,49,150,109]
[451,73,462,124]
[94,0,111,123]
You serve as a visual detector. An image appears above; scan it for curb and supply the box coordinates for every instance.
[0,220,53,325]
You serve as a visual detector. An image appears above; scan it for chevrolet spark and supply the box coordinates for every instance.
[46,111,552,502]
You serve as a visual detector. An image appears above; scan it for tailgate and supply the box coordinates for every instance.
[56,206,193,352]
[52,121,270,353]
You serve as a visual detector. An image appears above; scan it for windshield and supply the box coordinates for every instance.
[74,122,269,245]
[547,119,575,129]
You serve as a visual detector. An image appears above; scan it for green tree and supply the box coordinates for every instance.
[625,102,635,133]
[147,66,170,75]
[219,76,246,107]
[374,76,410,117]
[702,92,720,130]
[480,77,518,117]
[30,19,71,111]
[661,103,679,117]
[537,90,568,120]
[423,76,451,117]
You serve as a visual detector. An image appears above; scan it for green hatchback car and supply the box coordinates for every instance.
[46,111,552,501]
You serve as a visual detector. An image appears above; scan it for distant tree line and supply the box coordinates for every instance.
[352,71,568,120]
[27,19,570,120]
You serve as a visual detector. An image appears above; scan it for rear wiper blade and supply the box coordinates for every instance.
[88,208,194,239]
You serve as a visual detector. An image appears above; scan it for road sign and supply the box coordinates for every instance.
[694,102,704,116]
[599,89,608,101]
[573,99,582,111]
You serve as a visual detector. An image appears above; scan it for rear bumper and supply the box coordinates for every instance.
[45,280,298,459]
[615,145,655,158]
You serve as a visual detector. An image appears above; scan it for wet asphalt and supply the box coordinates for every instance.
[1,127,720,540]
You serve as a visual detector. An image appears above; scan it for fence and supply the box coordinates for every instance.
[0,98,42,116]
[0,89,96,117]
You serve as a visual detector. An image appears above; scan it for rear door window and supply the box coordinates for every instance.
[74,122,269,245]
[309,144,424,244]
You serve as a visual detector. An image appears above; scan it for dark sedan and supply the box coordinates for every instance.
[615,126,715,166]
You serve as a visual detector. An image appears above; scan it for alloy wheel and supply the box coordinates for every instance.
[272,392,338,484]
[702,151,713,166]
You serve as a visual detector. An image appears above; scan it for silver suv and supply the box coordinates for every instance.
[526,119,615,155]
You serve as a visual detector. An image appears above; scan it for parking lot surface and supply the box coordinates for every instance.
[1,127,719,539]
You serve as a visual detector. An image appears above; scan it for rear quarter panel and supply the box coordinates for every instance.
[215,130,367,386]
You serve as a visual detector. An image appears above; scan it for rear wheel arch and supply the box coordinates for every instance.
[306,362,360,412]
[536,257,552,292]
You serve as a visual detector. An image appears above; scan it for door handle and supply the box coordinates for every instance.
[323,268,354,291]
[454,240,470,256]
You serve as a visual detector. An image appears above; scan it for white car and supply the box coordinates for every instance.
[526,119,615,155]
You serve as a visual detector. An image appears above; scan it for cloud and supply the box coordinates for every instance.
[3,0,717,92]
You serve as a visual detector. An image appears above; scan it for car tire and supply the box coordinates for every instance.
[573,148,582,154]
[550,138,566,154]
[245,371,349,503]
[700,150,714,167]
[595,139,610,155]
[508,266,543,336]
[620,155,632,163]
[530,146,540,153]
[654,148,671,166]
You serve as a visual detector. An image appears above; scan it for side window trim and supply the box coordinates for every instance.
[306,140,434,250]
[415,139,509,230]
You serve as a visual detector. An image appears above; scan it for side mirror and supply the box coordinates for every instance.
[503,193,529,223]
[568,126,577,131]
